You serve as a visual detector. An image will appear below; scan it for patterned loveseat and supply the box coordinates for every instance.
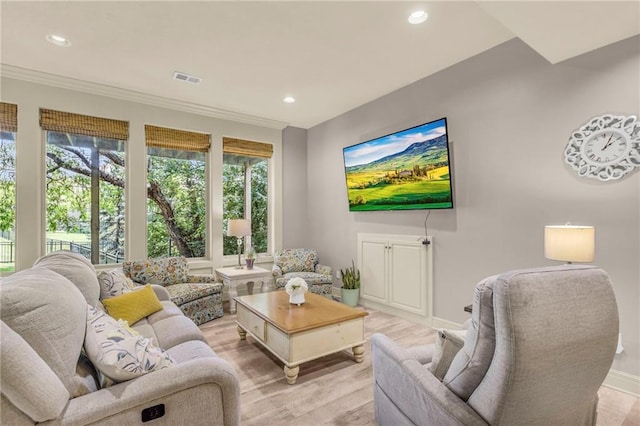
[123,256,223,325]
[272,248,333,299]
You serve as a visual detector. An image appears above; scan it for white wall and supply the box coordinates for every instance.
[301,37,640,377]
[1,77,283,272]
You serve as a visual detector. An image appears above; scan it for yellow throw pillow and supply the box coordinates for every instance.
[103,284,163,325]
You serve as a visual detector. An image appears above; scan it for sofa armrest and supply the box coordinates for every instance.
[56,357,240,426]
[371,333,487,426]
[150,284,171,301]
[315,264,332,276]
[272,264,283,278]
[186,274,219,284]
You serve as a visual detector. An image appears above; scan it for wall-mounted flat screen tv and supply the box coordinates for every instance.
[342,117,453,211]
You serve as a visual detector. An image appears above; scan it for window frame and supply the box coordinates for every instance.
[222,154,272,266]
[144,125,211,261]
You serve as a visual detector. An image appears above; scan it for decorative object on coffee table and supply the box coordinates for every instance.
[340,260,360,307]
[285,277,308,305]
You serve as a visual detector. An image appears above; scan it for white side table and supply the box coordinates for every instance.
[215,266,273,314]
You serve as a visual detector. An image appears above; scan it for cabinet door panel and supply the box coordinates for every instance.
[360,240,387,304]
[389,242,426,315]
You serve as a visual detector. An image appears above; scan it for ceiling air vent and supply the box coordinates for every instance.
[173,71,201,85]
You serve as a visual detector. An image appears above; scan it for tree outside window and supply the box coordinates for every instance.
[45,131,126,264]
[222,137,272,258]
[0,130,16,273]
[145,125,210,259]
[223,155,268,256]
[40,109,129,265]
[147,148,206,258]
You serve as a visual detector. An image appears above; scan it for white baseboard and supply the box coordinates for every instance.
[359,299,432,328]
[431,316,463,330]
[603,369,640,398]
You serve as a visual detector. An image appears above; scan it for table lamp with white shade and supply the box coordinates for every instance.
[544,224,595,264]
[228,219,251,268]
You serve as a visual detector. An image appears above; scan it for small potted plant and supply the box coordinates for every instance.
[285,277,308,306]
[245,246,256,269]
[340,260,360,307]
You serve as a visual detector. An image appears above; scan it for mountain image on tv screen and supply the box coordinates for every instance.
[342,117,453,211]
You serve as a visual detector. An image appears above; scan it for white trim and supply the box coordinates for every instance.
[431,316,463,330]
[0,64,288,130]
[603,369,640,398]
[359,298,432,328]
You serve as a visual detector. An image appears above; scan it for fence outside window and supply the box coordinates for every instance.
[0,236,124,265]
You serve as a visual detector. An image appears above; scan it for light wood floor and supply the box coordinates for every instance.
[199,303,639,426]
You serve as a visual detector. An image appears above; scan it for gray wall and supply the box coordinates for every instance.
[282,126,309,248]
[295,37,640,376]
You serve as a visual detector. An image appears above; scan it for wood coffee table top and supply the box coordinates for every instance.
[234,291,368,334]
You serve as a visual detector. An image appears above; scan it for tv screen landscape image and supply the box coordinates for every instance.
[342,117,453,211]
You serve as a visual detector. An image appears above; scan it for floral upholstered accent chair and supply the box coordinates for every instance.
[273,248,333,299]
[122,256,223,325]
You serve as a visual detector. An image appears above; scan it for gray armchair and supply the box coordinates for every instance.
[372,265,619,425]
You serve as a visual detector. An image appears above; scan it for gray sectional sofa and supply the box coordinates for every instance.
[0,251,240,426]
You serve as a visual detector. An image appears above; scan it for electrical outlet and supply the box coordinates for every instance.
[336,270,341,279]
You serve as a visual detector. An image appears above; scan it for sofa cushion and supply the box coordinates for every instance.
[97,268,135,300]
[103,284,163,324]
[443,275,497,400]
[123,256,189,286]
[84,305,175,386]
[0,268,88,397]
[429,329,467,381]
[275,249,318,274]
[165,282,222,305]
[152,315,207,349]
[166,340,217,363]
[0,321,70,422]
[33,250,101,306]
[276,271,332,288]
[146,300,187,325]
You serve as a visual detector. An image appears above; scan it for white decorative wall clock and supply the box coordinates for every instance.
[564,114,640,181]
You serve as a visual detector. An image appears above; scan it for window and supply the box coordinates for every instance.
[146,125,210,259]
[223,137,272,256]
[41,109,128,264]
[0,103,17,273]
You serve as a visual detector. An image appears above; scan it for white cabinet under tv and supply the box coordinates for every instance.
[357,233,432,323]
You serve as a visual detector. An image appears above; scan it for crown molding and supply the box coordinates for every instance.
[0,64,288,130]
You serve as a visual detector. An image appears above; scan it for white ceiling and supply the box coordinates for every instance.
[1,1,639,129]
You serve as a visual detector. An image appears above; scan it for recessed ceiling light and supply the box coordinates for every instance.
[283,97,296,104]
[46,34,71,47]
[408,10,428,25]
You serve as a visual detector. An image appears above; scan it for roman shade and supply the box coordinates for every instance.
[0,102,18,132]
[39,109,128,141]
[145,125,210,152]
[223,137,273,159]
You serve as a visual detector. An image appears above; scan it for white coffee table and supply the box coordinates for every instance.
[215,266,272,314]
[235,291,368,384]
